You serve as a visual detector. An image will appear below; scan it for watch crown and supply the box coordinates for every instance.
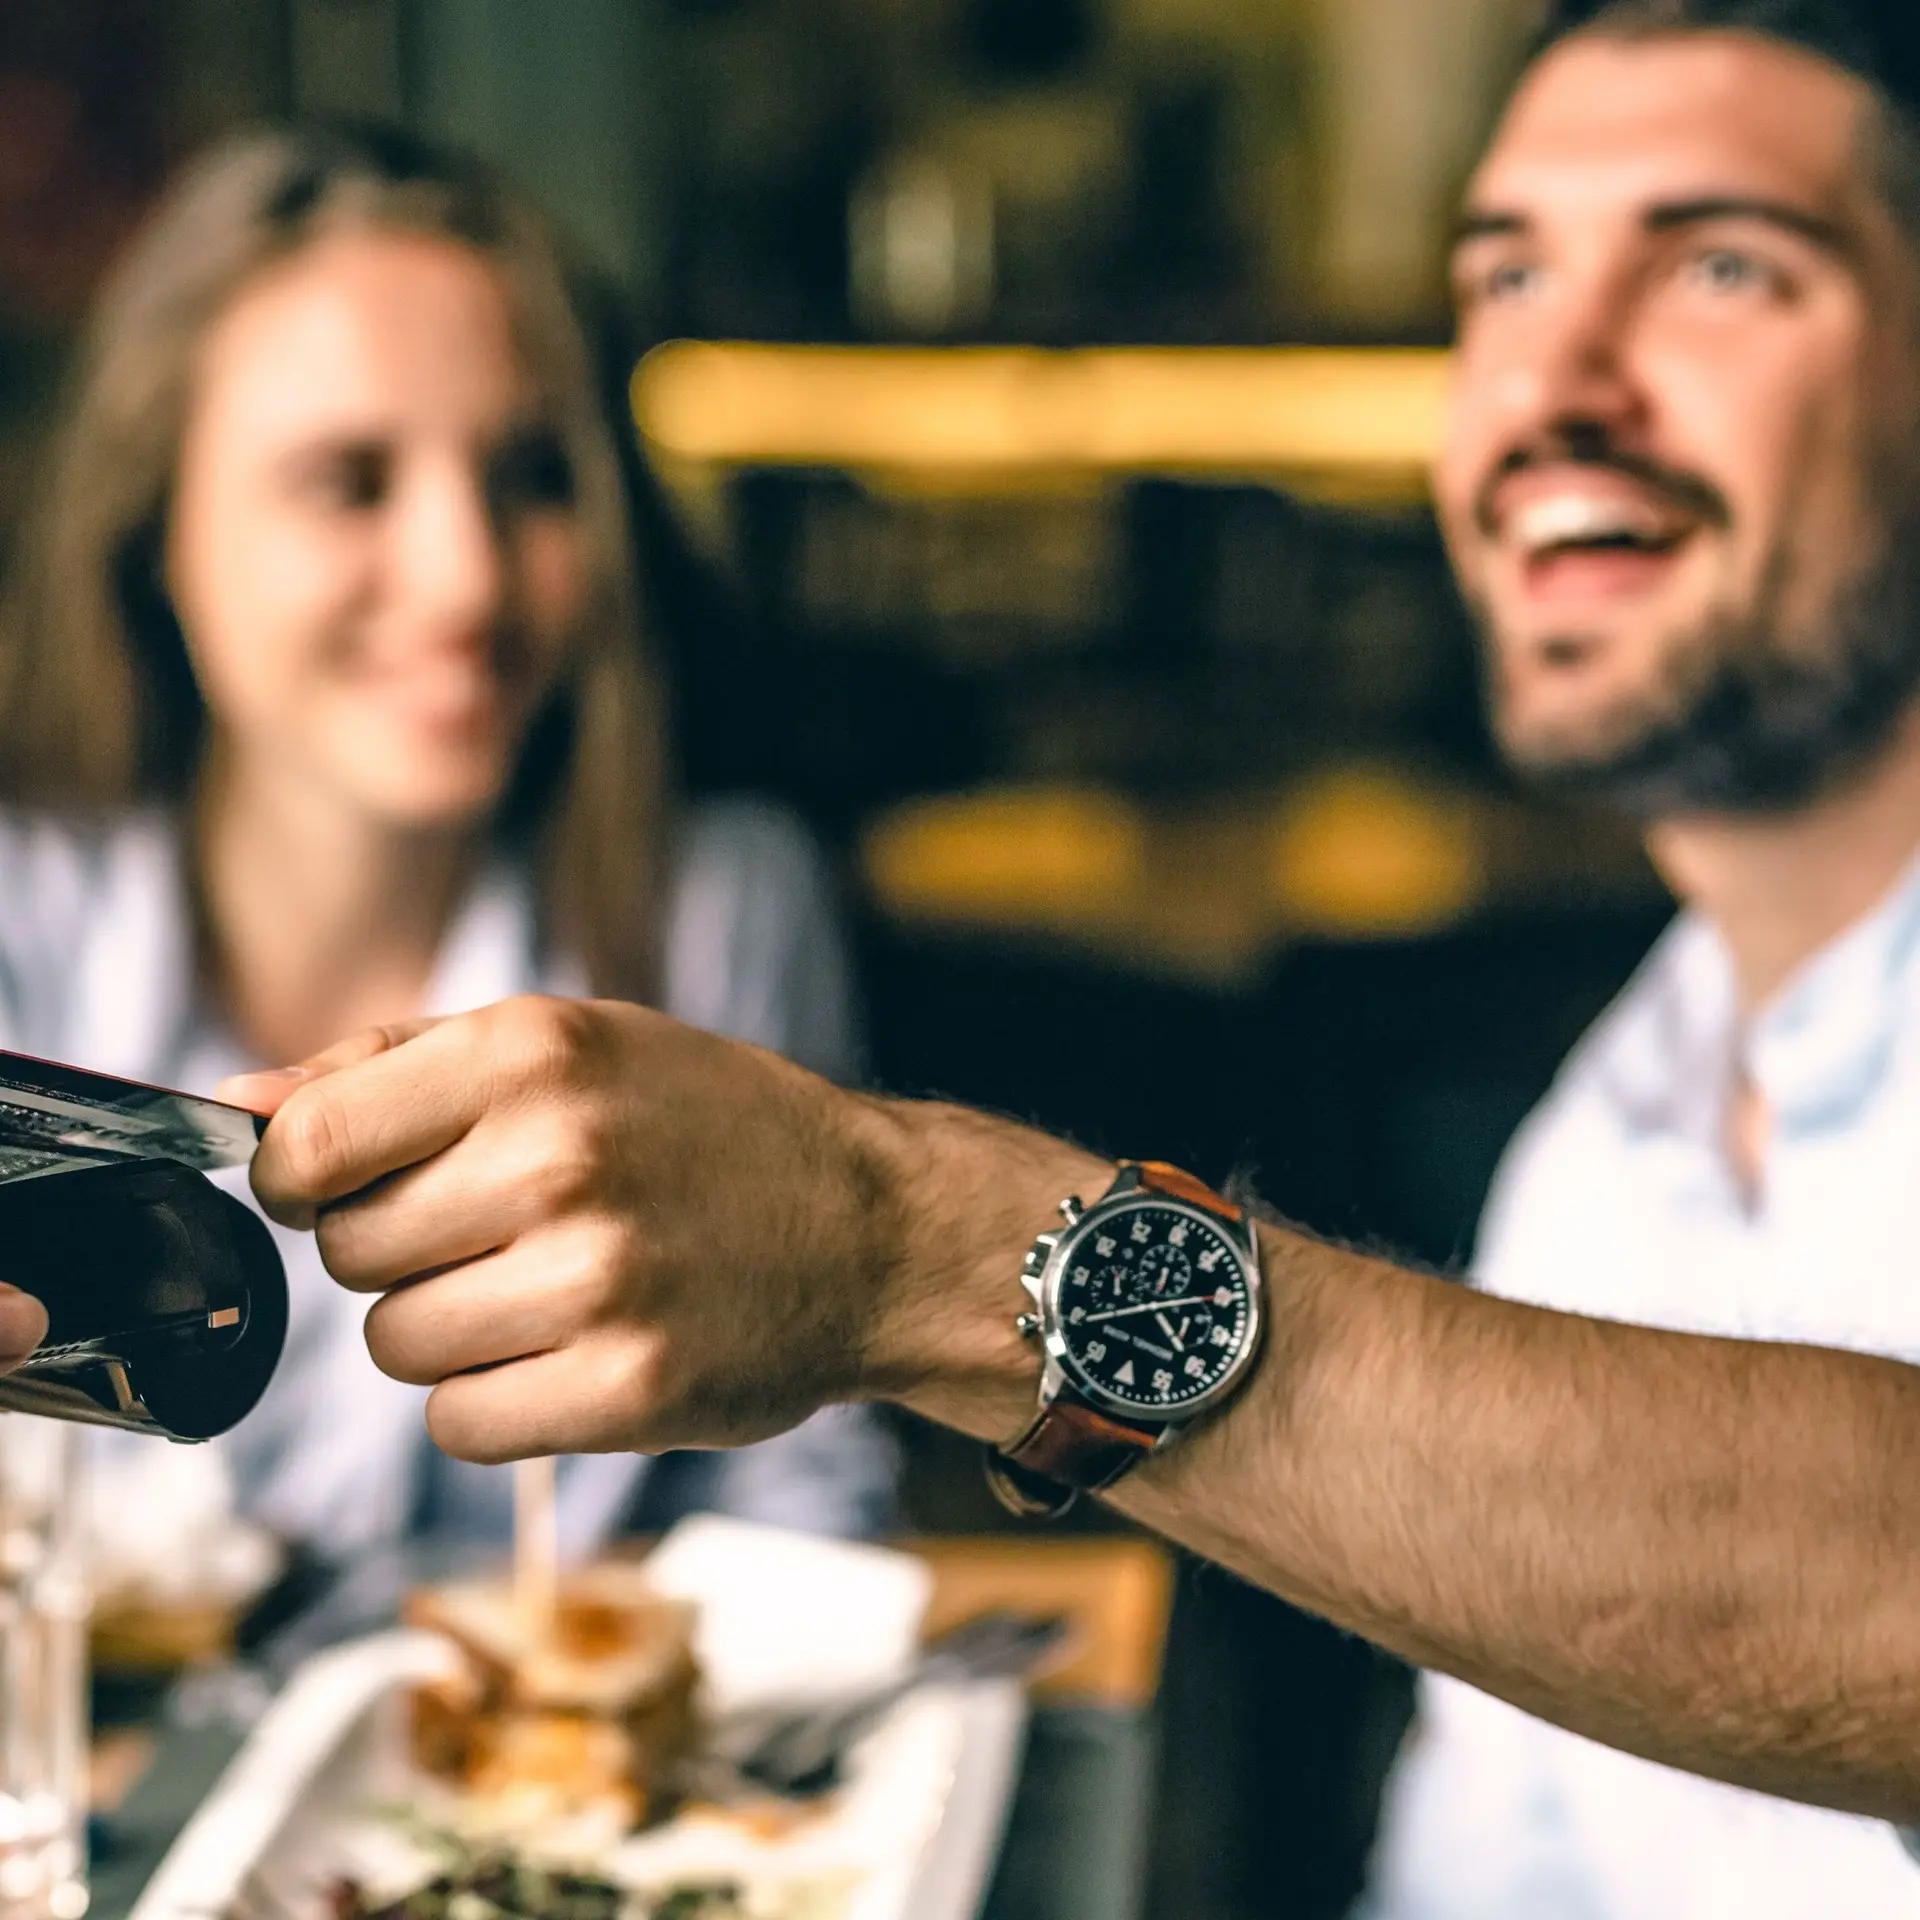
[1058,1195,1085,1226]
[1022,1247,1045,1275]
[1015,1312,1042,1339]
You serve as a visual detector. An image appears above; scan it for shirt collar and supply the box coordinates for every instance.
[1748,840,1920,1131]
[1596,840,1920,1144]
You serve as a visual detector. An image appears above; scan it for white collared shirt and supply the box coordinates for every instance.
[0,800,894,1565]
[1362,855,1920,1918]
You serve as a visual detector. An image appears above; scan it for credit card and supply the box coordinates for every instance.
[0,1049,262,1185]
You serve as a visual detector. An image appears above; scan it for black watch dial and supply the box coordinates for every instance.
[1050,1199,1257,1415]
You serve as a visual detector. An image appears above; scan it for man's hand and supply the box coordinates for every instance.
[0,1283,45,1373]
[226,998,896,1460]
[223,997,1089,1464]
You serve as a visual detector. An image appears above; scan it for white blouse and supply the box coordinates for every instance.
[0,800,895,1565]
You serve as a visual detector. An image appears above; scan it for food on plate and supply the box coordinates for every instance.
[179,1526,965,1920]
[331,1848,845,1920]
[403,1564,700,1830]
[330,1854,627,1920]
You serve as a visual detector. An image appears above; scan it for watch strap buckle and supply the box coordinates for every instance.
[987,1391,1159,1519]
[983,1450,1080,1519]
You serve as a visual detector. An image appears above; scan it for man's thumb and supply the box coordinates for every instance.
[216,1017,445,1117]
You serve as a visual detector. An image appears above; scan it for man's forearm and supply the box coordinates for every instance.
[865,1095,1920,1823]
[230,1002,1920,1826]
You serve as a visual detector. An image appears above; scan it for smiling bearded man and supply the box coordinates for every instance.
[1364,2,1920,1916]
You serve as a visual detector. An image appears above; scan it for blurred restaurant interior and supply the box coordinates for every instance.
[0,2,1680,1915]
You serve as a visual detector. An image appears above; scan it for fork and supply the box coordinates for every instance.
[728,1609,1073,1798]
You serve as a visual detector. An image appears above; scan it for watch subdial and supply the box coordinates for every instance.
[1131,1243,1193,1303]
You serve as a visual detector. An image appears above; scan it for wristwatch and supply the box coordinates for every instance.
[986,1160,1264,1518]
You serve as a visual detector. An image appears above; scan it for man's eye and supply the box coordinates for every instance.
[1689,248,1773,295]
[1461,258,1539,307]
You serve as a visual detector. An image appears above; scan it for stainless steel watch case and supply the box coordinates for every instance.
[1016,1186,1265,1437]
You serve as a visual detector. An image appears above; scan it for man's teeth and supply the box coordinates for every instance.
[1510,494,1680,556]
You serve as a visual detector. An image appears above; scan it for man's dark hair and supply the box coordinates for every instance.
[1530,2,1920,274]
[1536,0,1920,114]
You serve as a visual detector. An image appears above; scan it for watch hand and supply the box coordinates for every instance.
[1155,1311,1185,1352]
[1082,1295,1211,1324]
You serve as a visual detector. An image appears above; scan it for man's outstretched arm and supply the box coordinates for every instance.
[227,997,1920,1825]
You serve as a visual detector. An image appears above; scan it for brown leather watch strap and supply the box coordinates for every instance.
[1124,1159,1244,1222]
[1003,1392,1157,1488]
[988,1392,1157,1518]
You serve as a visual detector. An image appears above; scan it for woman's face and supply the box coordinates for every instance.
[167,227,588,830]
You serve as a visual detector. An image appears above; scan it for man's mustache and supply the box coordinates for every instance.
[1472,441,1733,540]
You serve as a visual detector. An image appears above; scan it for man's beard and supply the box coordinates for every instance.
[1487,515,1920,821]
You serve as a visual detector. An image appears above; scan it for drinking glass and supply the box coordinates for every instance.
[0,1419,87,1920]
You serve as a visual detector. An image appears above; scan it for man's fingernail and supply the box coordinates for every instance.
[217,1066,310,1112]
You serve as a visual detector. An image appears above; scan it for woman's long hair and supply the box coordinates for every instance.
[0,125,666,1002]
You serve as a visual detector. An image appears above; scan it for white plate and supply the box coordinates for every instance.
[131,1521,1027,1920]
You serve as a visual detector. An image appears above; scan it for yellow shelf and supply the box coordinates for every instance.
[634,343,1450,496]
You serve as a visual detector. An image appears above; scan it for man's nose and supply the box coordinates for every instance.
[1504,271,1648,446]
[396,461,506,633]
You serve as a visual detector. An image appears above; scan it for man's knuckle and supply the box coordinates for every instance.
[522,1111,599,1212]
[424,1386,498,1463]
[488,994,588,1085]
[577,1228,646,1330]
[602,1328,668,1417]
[311,1208,360,1279]
[539,1219,616,1315]
[363,1295,431,1385]
[485,992,546,1048]
[311,1196,397,1292]
[278,1089,353,1189]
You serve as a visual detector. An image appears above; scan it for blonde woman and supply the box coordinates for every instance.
[0,126,892,1569]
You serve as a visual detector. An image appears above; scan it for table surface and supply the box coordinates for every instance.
[87,1535,1174,1920]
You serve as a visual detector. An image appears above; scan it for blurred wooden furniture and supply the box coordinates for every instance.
[908,1534,1174,1708]
[92,1602,235,1675]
